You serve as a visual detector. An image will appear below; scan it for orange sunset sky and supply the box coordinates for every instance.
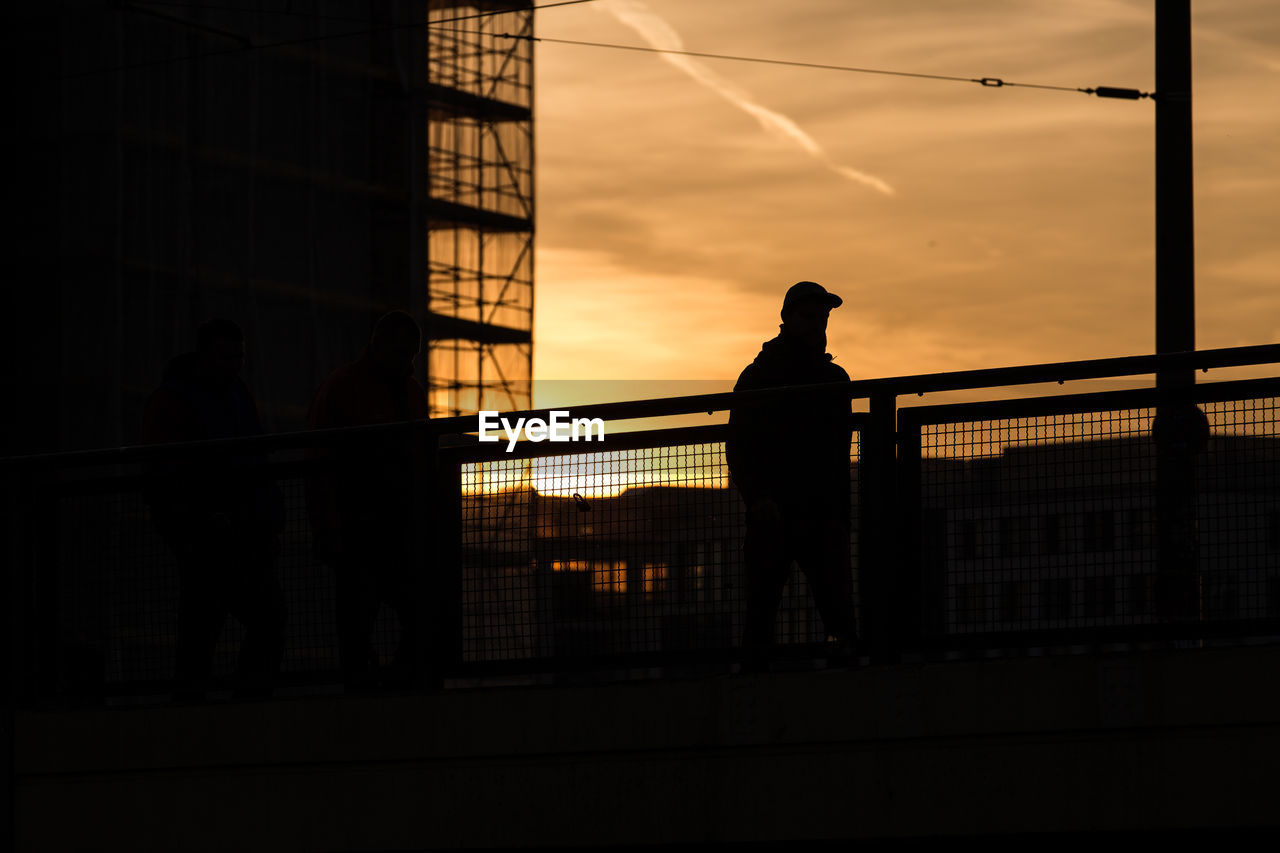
[527,0,1279,390]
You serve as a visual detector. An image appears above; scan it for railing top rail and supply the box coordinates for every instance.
[3,344,1275,471]
[454,344,1279,429]
[898,375,1280,426]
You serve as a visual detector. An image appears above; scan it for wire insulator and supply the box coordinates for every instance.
[1090,86,1150,100]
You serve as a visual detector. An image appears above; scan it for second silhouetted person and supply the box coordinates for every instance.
[307,310,432,690]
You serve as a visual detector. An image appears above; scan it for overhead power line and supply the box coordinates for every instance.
[61,0,601,80]
[481,30,1154,100]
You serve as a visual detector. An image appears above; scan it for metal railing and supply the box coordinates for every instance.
[445,421,863,674]
[897,379,1279,653]
[4,344,1277,703]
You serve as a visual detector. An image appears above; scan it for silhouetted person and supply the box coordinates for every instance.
[727,282,858,671]
[143,318,286,698]
[307,310,431,690]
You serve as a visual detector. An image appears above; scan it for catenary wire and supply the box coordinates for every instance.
[473,30,1154,99]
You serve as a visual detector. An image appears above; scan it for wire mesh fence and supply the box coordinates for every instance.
[452,426,862,669]
[21,424,863,696]
[7,368,1277,703]
[31,458,413,698]
[907,384,1279,644]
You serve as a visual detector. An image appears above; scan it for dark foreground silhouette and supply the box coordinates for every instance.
[727,282,859,670]
[307,310,434,690]
[143,318,286,698]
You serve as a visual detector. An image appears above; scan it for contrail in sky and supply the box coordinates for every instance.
[600,0,896,196]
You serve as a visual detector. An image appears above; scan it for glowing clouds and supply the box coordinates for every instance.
[600,0,896,195]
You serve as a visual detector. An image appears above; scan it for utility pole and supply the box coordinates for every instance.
[1153,0,1203,626]
[1155,0,1194,383]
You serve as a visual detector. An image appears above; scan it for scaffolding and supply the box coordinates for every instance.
[426,1,535,417]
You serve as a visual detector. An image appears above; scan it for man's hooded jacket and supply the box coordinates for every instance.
[726,330,853,516]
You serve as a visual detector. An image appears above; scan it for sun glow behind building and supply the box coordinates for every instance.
[462,448,730,498]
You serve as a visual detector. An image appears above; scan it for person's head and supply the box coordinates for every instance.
[195,318,245,386]
[780,281,841,349]
[369,310,422,378]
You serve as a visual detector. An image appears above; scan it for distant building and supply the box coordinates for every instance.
[925,433,1279,634]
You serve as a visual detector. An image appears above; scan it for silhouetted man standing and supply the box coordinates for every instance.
[727,282,858,671]
[307,310,431,689]
[143,318,286,698]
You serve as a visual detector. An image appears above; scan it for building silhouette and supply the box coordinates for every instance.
[10,0,532,455]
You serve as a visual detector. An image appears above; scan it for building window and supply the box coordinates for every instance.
[643,562,668,598]
[1041,514,1062,555]
[1038,578,1072,621]
[1129,573,1156,616]
[960,520,979,560]
[1204,573,1238,620]
[1124,508,1153,551]
[955,582,987,625]
[1083,511,1115,552]
[690,540,724,601]
[1083,576,1115,618]
[689,564,705,597]
[999,517,1030,558]
[999,581,1023,623]
[593,560,627,595]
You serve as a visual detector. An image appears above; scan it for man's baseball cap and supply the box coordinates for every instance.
[782,281,843,314]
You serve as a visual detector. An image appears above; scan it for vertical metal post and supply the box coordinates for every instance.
[432,439,464,683]
[1154,1,1201,629]
[408,424,433,689]
[1155,0,1195,383]
[895,410,924,656]
[863,392,899,664]
[33,483,59,702]
[2,472,30,853]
